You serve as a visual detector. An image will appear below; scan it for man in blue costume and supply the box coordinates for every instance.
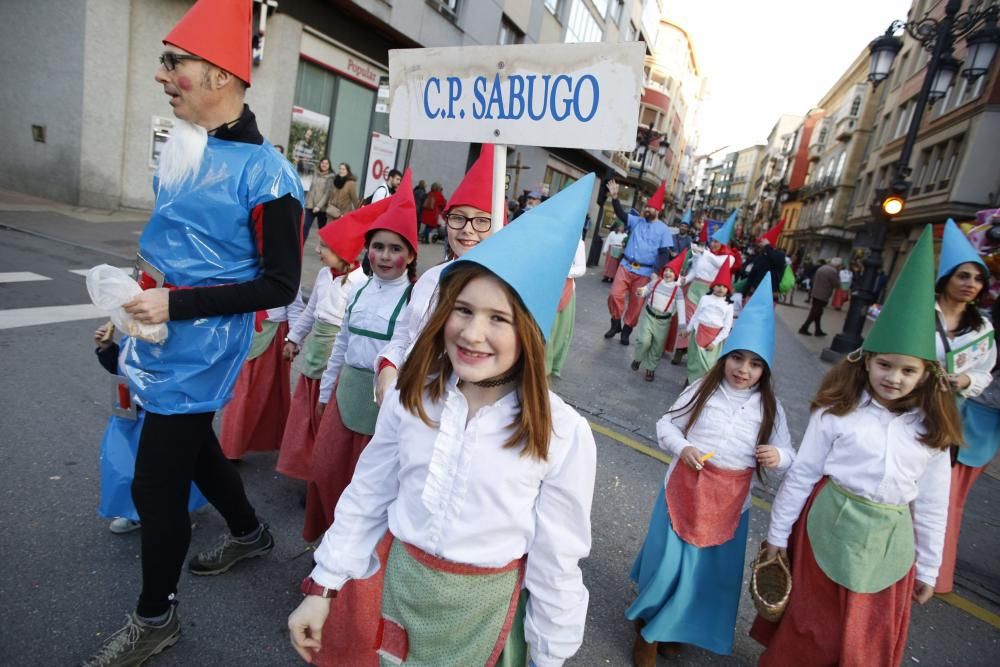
[83,2,303,665]
[604,180,674,345]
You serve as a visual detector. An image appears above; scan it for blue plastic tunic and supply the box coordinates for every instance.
[622,214,674,277]
[120,138,303,414]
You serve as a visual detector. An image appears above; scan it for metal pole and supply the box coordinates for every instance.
[491,144,507,233]
[824,0,959,360]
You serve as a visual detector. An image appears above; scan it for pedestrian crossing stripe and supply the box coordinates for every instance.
[0,272,51,283]
[0,304,104,329]
[587,418,1000,632]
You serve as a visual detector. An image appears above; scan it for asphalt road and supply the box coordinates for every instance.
[0,212,997,666]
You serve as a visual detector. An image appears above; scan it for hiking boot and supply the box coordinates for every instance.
[620,325,633,346]
[82,605,180,667]
[644,370,655,382]
[109,518,141,534]
[630,360,641,371]
[188,523,274,576]
[603,318,622,339]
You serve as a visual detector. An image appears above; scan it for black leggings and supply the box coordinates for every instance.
[132,411,259,617]
[800,297,828,333]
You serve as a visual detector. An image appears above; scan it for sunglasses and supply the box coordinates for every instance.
[445,213,492,233]
[159,52,204,71]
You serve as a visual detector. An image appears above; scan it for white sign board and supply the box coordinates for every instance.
[363,132,399,199]
[388,42,644,150]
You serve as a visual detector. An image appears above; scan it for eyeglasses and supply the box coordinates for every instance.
[445,213,492,233]
[159,52,204,71]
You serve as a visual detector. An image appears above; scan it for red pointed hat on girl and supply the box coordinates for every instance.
[710,258,733,291]
[757,218,786,246]
[367,168,419,253]
[646,181,666,212]
[317,208,376,266]
[447,144,495,213]
[663,248,687,278]
[163,0,253,86]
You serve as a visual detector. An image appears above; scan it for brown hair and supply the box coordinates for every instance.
[668,352,778,478]
[396,263,552,461]
[810,352,962,451]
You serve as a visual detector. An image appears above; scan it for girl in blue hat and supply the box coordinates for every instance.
[627,284,793,664]
[288,175,598,667]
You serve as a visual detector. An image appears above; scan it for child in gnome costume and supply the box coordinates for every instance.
[288,175,598,667]
[752,227,961,667]
[686,260,735,384]
[666,212,738,364]
[932,218,996,594]
[545,238,587,377]
[218,304,296,460]
[630,250,688,382]
[374,145,501,404]
[82,1,303,664]
[305,171,419,543]
[276,220,368,482]
[627,277,793,665]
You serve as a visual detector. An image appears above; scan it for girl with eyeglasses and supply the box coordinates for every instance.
[375,145,501,405]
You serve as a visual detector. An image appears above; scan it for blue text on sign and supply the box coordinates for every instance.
[422,74,600,123]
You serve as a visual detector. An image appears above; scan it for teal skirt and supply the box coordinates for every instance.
[626,488,750,655]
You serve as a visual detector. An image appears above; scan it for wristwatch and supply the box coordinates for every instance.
[301,576,337,599]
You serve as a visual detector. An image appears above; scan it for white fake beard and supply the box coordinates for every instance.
[157,119,208,190]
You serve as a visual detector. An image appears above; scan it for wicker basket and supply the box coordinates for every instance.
[749,541,792,623]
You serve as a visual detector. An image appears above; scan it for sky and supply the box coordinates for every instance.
[664,0,915,157]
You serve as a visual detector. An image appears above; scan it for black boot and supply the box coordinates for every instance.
[604,318,622,339]
[620,325,633,346]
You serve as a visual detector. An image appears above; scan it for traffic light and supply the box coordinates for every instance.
[879,180,909,217]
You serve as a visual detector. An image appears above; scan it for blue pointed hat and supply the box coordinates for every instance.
[681,208,692,225]
[711,210,737,245]
[937,218,989,281]
[722,272,775,368]
[444,173,595,339]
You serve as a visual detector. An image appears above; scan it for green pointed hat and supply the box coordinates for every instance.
[862,225,936,360]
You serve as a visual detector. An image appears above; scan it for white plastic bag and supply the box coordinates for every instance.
[86,265,168,343]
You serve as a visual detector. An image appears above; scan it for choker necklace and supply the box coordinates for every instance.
[461,367,520,388]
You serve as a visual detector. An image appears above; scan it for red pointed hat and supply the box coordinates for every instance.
[758,219,786,246]
[163,0,253,86]
[710,258,733,291]
[447,144,495,213]
[317,213,373,267]
[663,249,687,278]
[646,181,666,212]
[368,168,419,253]
[698,221,708,244]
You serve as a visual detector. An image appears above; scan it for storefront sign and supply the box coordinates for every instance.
[388,42,643,150]
[362,132,399,199]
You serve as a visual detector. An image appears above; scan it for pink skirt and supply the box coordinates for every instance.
[276,376,321,481]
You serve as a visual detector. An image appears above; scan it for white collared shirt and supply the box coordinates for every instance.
[767,396,951,586]
[645,277,686,324]
[375,261,451,372]
[287,266,367,345]
[319,273,412,403]
[687,294,734,347]
[656,379,793,513]
[934,302,996,398]
[311,378,596,667]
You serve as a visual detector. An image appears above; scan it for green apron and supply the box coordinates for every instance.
[806,480,915,593]
[246,319,279,361]
[299,320,341,380]
[334,279,412,435]
[378,539,528,667]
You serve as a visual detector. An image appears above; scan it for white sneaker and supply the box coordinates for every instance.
[109,518,141,534]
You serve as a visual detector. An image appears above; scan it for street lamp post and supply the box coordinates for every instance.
[823,0,999,361]
[631,126,668,209]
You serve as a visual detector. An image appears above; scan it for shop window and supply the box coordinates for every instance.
[499,16,524,45]
[543,166,577,194]
[565,0,603,43]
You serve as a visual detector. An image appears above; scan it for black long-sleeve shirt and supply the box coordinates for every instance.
[167,105,303,321]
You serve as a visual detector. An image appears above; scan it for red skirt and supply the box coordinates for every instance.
[603,253,621,279]
[303,393,373,543]
[311,532,392,667]
[751,479,915,667]
[276,376,321,481]
[219,321,291,460]
[935,462,985,593]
